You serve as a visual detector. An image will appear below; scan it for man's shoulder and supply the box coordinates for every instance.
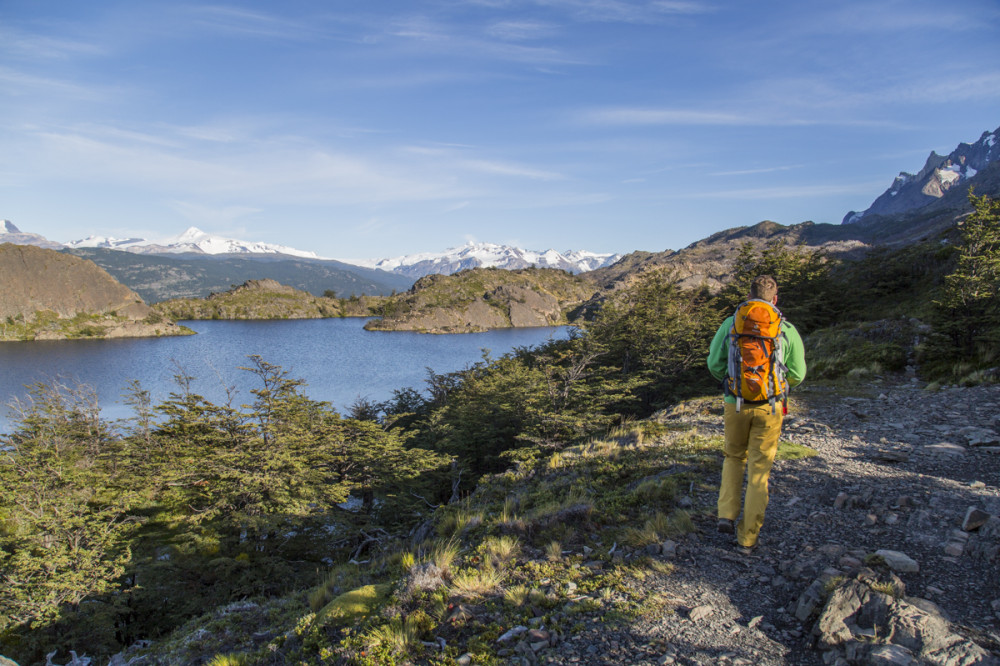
[780,318,803,341]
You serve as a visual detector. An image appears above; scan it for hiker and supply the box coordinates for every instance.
[707,275,806,553]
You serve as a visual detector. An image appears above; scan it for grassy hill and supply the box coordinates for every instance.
[153,279,376,320]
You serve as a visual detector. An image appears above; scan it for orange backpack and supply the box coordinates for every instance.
[725,299,788,412]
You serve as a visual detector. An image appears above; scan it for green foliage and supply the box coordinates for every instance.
[805,320,913,379]
[0,382,140,658]
[719,239,834,333]
[0,359,448,664]
[837,242,950,321]
[925,193,1000,381]
[587,270,722,411]
[154,282,351,320]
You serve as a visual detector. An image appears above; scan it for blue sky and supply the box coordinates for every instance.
[2,0,998,260]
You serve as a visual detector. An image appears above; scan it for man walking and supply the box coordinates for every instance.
[707,275,806,553]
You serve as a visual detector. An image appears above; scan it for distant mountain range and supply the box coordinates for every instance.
[1,223,621,293]
[844,125,1000,224]
[347,242,622,279]
[67,229,621,277]
[66,226,323,260]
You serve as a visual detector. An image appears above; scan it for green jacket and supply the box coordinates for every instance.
[707,314,807,403]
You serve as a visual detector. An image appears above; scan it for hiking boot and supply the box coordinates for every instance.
[736,542,757,556]
[717,518,734,534]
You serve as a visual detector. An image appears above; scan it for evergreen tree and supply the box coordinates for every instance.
[720,239,833,332]
[929,192,1000,378]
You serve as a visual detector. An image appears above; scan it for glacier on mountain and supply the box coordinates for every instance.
[346,241,621,278]
[67,226,323,259]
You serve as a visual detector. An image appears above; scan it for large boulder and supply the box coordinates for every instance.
[814,569,998,665]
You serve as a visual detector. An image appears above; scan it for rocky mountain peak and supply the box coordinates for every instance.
[843,125,1000,224]
[0,220,65,250]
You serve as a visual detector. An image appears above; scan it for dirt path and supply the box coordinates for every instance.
[543,377,1000,665]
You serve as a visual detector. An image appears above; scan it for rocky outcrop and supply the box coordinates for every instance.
[814,569,997,665]
[0,243,190,340]
[366,267,594,333]
[0,243,150,321]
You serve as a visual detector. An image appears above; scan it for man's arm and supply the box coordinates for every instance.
[707,317,732,382]
[783,321,807,387]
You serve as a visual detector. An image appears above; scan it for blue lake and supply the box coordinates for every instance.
[0,319,569,434]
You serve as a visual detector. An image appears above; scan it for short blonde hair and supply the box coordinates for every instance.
[750,275,778,301]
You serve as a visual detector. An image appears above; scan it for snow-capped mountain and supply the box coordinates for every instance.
[0,219,65,250]
[843,125,1000,224]
[67,226,324,259]
[348,242,622,279]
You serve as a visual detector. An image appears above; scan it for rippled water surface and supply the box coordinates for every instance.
[0,318,568,433]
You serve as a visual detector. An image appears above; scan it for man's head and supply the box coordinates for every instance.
[749,274,778,304]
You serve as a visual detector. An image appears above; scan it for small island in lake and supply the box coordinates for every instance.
[153,279,375,320]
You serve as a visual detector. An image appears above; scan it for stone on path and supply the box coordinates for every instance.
[688,605,714,622]
[918,443,967,457]
[875,549,919,573]
[962,507,991,532]
[959,426,1000,446]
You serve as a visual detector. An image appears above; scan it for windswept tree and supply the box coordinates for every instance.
[929,192,1000,378]
[0,382,140,656]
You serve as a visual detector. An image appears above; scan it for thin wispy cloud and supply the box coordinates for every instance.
[0,28,105,60]
[185,5,319,41]
[169,201,262,226]
[711,165,802,177]
[886,71,1000,104]
[576,107,760,127]
[537,0,711,22]
[485,20,558,41]
[0,67,107,101]
[695,182,886,200]
[460,159,566,180]
[387,16,585,65]
[817,2,993,34]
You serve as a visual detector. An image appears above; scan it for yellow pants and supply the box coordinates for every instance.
[717,402,783,548]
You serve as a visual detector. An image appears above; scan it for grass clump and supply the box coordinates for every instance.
[316,584,392,625]
[480,535,521,568]
[776,441,819,460]
[450,565,505,599]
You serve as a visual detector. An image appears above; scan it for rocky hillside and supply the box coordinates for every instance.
[364,267,598,333]
[153,279,369,320]
[587,220,868,294]
[0,243,189,341]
